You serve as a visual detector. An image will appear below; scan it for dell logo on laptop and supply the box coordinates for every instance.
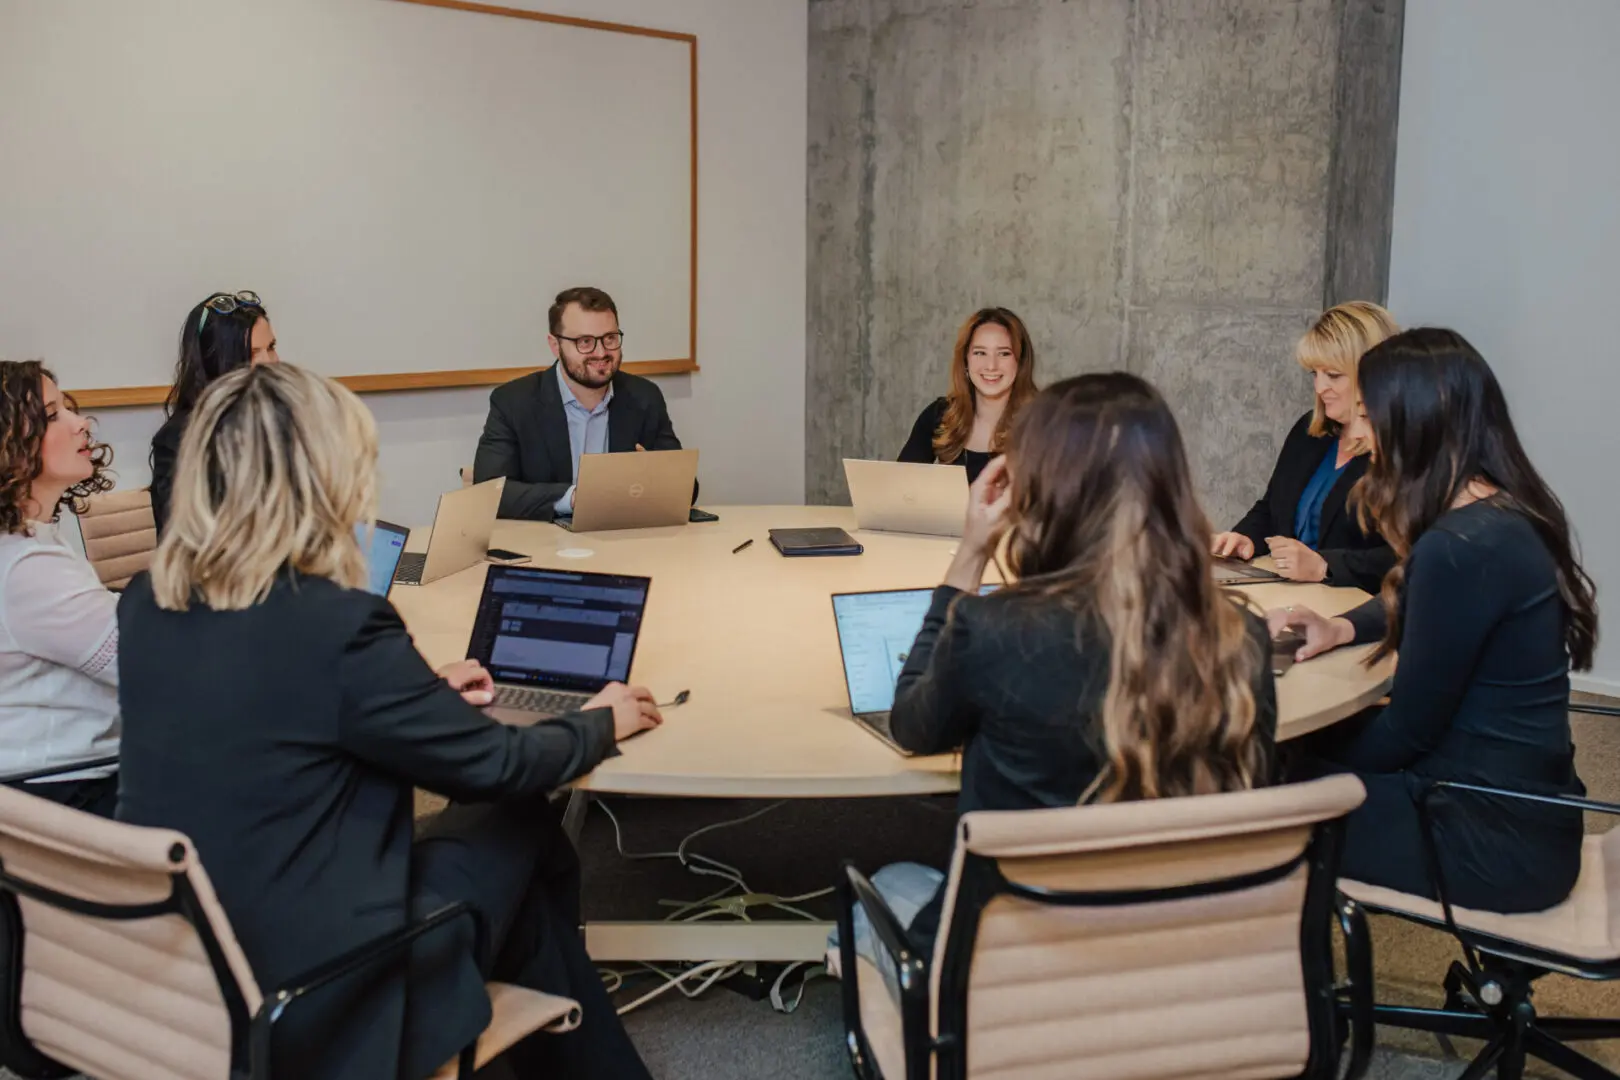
[628,483,646,499]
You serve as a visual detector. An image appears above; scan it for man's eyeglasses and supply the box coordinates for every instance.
[197,290,263,333]
[555,331,624,354]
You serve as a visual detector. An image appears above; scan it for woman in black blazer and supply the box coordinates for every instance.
[1212,302,1398,592]
[845,373,1277,955]
[117,364,659,1080]
[149,291,279,533]
[1272,329,1597,913]
[896,307,1038,485]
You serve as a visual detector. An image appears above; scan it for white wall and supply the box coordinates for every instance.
[1388,0,1620,692]
[85,0,808,524]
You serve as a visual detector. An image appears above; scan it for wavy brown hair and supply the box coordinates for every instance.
[1000,373,1269,803]
[932,307,1038,464]
[1353,328,1598,669]
[0,360,114,535]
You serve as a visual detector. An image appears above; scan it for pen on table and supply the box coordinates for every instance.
[731,539,754,554]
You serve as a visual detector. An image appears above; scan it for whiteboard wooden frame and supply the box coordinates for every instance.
[67,0,698,409]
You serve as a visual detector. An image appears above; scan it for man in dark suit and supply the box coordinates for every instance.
[473,285,687,521]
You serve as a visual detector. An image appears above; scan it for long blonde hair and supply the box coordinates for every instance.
[151,364,376,610]
[932,308,1039,464]
[1000,374,1268,803]
[1296,301,1399,448]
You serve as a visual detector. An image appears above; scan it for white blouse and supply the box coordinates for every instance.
[0,521,121,782]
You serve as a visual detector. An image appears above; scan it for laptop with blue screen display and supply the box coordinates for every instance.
[359,520,410,597]
[830,584,998,753]
[467,565,653,726]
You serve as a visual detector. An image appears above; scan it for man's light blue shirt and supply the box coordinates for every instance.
[553,363,613,515]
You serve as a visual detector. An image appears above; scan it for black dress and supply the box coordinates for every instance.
[147,411,185,535]
[1296,499,1585,913]
[889,585,1278,940]
[1231,411,1395,592]
[897,398,993,485]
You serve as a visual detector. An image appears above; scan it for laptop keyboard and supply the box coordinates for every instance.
[492,685,593,717]
[393,552,426,585]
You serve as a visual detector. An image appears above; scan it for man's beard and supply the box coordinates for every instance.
[563,352,619,390]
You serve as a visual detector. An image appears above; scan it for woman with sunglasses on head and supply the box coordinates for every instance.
[0,361,121,816]
[117,363,659,1080]
[1212,301,1398,591]
[897,307,1039,485]
[1273,329,1598,913]
[843,373,1277,959]
[148,290,278,533]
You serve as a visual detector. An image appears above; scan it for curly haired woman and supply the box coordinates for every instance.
[0,359,120,815]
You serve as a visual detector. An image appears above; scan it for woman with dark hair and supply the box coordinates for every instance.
[844,373,1277,955]
[148,290,278,531]
[1274,328,1598,913]
[0,360,120,815]
[896,307,1038,484]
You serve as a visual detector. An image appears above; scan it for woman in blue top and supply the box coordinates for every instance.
[1212,302,1398,592]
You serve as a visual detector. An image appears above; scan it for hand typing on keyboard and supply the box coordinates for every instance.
[585,683,664,742]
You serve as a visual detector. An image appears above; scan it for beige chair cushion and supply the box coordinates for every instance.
[77,489,157,589]
[854,956,909,1080]
[1340,829,1620,962]
[459,466,474,488]
[0,784,261,1080]
[923,775,1365,1080]
[427,982,581,1080]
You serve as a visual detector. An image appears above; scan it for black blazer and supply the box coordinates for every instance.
[896,397,993,485]
[115,573,615,1080]
[890,585,1277,940]
[147,412,185,535]
[1231,411,1394,591]
[472,365,687,521]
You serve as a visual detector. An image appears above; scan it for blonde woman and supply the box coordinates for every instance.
[0,361,120,815]
[897,307,1039,484]
[852,373,1277,955]
[115,365,658,1080]
[1212,301,1398,591]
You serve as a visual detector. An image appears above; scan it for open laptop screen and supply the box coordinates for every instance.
[831,584,999,716]
[467,566,653,693]
[358,520,410,596]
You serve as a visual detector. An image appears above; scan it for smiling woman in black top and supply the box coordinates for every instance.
[1274,329,1598,914]
[1213,301,1398,591]
[896,307,1038,485]
[854,373,1276,950]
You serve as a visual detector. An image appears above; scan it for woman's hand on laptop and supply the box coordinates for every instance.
[1211,532,1255,560]
[1266,537,1327,582]
[438,659,495,707]
[586,682,664,741]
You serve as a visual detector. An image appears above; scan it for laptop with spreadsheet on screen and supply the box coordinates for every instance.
[466,565,653,727]
[830,584,997,754]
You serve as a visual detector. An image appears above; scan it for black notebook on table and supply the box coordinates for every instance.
[768,527,864,557]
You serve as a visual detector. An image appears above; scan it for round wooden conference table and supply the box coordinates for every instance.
[391,505,1393,961]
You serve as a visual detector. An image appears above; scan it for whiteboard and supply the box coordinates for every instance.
[0,0,696,404]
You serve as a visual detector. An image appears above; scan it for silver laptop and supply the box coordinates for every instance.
[830,584,998,753]
[466,564,653,727]
[557,449,699,532]
[843,459,969,538]
[393,477,505,586]
[1213,556,1284,586]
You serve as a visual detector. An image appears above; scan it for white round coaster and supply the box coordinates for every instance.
[556,547,594,559]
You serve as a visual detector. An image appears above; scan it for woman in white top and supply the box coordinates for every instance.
[0,360,121,815]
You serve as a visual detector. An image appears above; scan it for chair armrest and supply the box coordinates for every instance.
[260,901,483,1024]
[838,863,933,1080]
[1334,896,1375,1080]
[1427,780,1620,817]
[0,756,120,786]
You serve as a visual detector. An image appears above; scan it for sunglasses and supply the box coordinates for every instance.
[197,290,263,333]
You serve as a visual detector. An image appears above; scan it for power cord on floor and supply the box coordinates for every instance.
[592,798,833,1016]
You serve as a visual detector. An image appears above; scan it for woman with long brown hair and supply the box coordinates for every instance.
[847,373,1276,955]
[1274,328,1597,913]
[0,360,120,816]
[896,307,1038,484]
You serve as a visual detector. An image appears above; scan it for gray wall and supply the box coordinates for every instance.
[806,0,1403,524]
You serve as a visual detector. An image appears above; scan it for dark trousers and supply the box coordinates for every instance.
[11,774,119,819]
[407,796,651,1080]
